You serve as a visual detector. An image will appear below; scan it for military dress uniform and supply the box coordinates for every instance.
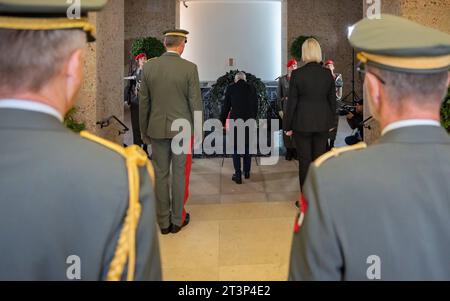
[126,57,149,154]
[289,15,450,281]
[139,29,203,233]
[0,0,161,281]
[277,74,296,159]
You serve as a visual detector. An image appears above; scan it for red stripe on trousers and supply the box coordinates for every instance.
[182,136,194,223]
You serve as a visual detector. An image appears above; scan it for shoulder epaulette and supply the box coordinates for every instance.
[314,142,367,167]
[79,131,155,281]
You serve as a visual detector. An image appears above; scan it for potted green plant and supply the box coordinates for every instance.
[131,37,165,59]
[64,107,86,133]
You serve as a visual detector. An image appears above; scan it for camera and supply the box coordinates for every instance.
[338,104,357,116]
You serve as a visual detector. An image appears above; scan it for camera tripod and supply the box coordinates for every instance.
[342,48,360,104]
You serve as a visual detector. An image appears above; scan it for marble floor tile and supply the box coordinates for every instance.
[187,202,297,222]
[163,267,219,281]
[219,217,295,267]
[191,158,223,175]
[266,191,300,203]
[190,173,221,196]
[159,220,219,269]
[263,171,300,193]
[221,193,267,204]
[221,175,265,194]
[219,263,289,281]
[189,194,221,204]
[259,159,298,173]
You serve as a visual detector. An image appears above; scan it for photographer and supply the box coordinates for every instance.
[343,98,364,145]
[125,53,148,153]
[324,59,343,149]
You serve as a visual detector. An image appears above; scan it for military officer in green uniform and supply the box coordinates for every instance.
[278,59,298,161]
[0,0,161,281]
[289,14,450,281]
[139,29,203,235]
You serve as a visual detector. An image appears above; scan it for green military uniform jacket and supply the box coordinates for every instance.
[139,52,203,139]
[277,74,290,115]
[0,108,162,281]
[289,125,450,281]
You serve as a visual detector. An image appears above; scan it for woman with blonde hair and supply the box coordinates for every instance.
[284,38,336,192]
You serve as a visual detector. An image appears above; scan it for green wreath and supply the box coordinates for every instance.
[131,37,165,59]
[208,70,270,122]
[290,35,317,61]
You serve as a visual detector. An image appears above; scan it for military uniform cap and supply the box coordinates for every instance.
[349,14,450,73]
[163,29,189,38]
[0,0,108,42]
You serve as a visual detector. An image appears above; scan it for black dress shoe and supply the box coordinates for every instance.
[160,225,172,235]
[232,174,243,184]
[295,201,300,209]
[244,172,250,179]
[293,150,299,161]
[285,150,293,161]
[171,213,190,234]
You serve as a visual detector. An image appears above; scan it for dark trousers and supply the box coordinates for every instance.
[232,127,251,175]
[130,101,143,146]
[233,154,251,175]
[294,131,329,190]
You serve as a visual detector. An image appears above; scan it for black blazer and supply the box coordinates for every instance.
[221,80,258,124]
[284,62,336,133]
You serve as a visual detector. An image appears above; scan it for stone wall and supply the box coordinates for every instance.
[363,0,450,145]
[287,0,364,101]
[124,0,177,71]
[75,0,125,143]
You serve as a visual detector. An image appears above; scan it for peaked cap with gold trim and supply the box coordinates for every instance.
[0,0,108,42]
[163,29,189,39]
[349,14,450,74]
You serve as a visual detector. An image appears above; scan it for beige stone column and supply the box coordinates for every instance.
[362,0,450,145]
[75,0,125,144]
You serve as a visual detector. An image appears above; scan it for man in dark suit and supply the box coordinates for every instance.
[284,38,336,190]
[221,72,258,184]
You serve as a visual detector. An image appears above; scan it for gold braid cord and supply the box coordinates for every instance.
[79,131,154,281]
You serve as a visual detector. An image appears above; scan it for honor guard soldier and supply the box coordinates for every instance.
[0,0,161,281]
[324,59,344,150]
[289,14,450,281]
[139,29,203,235]
[126,52,149,154]
[278,59,298,161]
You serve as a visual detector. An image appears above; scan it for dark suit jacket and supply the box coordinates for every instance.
[0,109,161,281]
[284,62,336,133]
[220,80,258,124]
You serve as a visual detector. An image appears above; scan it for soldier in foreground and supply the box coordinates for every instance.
[0,0,161,281]
[289,14,450,281]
